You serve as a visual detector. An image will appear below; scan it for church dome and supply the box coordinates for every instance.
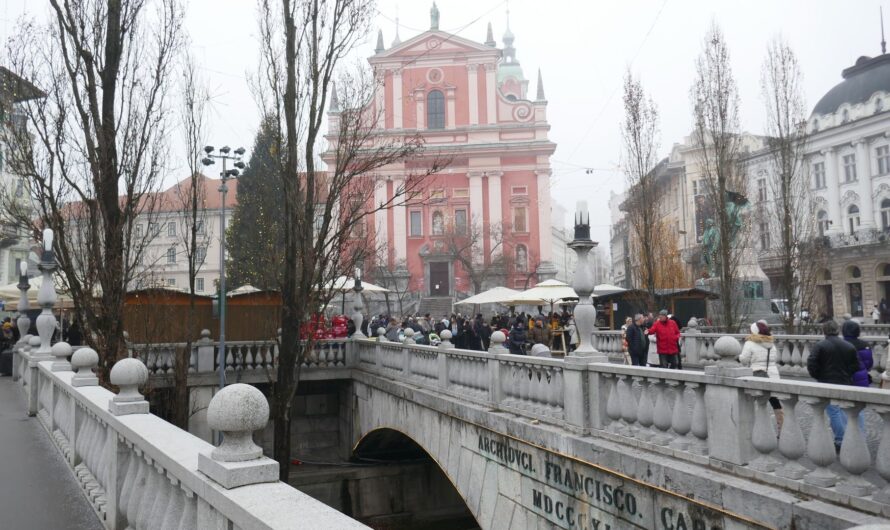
[812,54,890,116]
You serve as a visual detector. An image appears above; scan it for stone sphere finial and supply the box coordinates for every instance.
[376,327,386,341]
[491,330,506,345]
[28,335,40,350]
[207,383,269,462]
[51,341,72,372]
[201,329,211,340]
[687,317,699,329]
[71,347,99,387]
[403,328,416,344]
[439,329,453,349]
[110,358,148,402]
[530,343,552,357]
[714,335,742,364]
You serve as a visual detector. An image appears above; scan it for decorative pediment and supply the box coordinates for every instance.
[841,190,860,205]
[873,182,890,200]
[373,30,499,60]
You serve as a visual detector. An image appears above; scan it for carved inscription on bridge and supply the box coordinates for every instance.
[473,429,761,530]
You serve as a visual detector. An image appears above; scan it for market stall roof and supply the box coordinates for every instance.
[227,285,261,297]
[453,287,520,306]
[0,275,73,305]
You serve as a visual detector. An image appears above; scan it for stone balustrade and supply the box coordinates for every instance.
[353,335,890,518]
[22,352,365,529]
[592,329,889,381]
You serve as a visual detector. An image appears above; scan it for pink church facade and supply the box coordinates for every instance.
[336,7,556,299]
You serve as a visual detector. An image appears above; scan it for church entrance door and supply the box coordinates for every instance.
[429,262,450,296]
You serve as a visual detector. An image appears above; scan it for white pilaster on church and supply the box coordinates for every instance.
[415,90,425,129]
[856,139,875,229]
[392,70,403,129]
[446,88,456,130]
[374,178,388,255]
[824,148,842,235]
[485,64,497,124]
[392,177,408,263]
[536,169,553,263]
[487,171,503,256]
[468,171,484,262]
[467,64,479,126]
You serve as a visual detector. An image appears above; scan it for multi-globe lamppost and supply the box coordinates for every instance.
[201,145,245,391]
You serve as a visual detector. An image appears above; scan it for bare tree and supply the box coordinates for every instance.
[166,53,211,429]
[690,21,747,330]
[1,0,183,379]
[371,254,412,317]
[621,71,661,309]
[759,37,820,330]
[442,220,509,295]
[255,0,445,481]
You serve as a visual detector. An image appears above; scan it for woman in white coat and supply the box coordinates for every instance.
[738,320,783,432]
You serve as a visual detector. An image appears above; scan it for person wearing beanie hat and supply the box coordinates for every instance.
[841,320,873,388]
[739,320,783,433]
[808,319,862,451]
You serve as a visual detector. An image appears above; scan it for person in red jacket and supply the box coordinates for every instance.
[646,309,681,369]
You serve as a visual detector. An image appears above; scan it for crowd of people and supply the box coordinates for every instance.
[621,310,684,368]
[352,308,580,356]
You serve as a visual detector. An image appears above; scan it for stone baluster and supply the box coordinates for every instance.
[376,327,387,342]
[225,346,235,372]
[550,367,564,416]
[603,373,621,432]
[487,332,506,407]
[800,395,837,487]
[687,383,708,454]
[634,376,655,442]
[245,346,255,370]
[439,329,453,349]
[668,381,691,450]
[836,401,873,496]
[125,449,148,526]
[746,390,780,472]
[13,263,30,382]
[27,335,42,416]
[684,318,701,365]
[109,358,149,416]
[704,336,754,465]
[790,341,803,373]
[774,393,808,479]
[872,406,890,504]
[651,379,673,445]
[160,476,185,529]
[51,341,72,372]
[34,231,58,363]
[618,374,638,437]
[198,384,278,489]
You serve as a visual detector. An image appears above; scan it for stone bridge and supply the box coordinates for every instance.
[7,327,890,529]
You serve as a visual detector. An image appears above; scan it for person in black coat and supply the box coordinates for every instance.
[508,320,527,355]
[807,320,862,450]
[625,314,647,366]
[475,314,491,351]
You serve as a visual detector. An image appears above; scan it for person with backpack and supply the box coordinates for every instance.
[842,320,874,387]
[739,320,783,433]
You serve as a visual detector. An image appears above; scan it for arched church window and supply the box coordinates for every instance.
[427,90,445,129]
[431,210,444,235]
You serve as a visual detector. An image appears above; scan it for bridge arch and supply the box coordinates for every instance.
[352,381,533,530]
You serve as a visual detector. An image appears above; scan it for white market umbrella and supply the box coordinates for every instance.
[324,276,390,294]
[505,279,578,306]
[0,275,73,306]
[594,284,626,296]
[453,287,520,306]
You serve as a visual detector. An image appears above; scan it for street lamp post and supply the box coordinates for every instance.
[567,201,606,360]
[201,145,245,393]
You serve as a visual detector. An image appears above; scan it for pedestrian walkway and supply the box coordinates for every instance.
[0,376,100,530]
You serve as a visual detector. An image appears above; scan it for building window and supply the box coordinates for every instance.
[429,189,445,201]
[759,222,770,250]
[135,224,144,238]
[167,222,176,237]
[167,278,176,287]
[14,178,24,198]
[512,207,528,232]
[812,162,825,189]
[511,186,528,195]
[196,277,204,292]
[195,246,206,265]
[166,247,176,264]
[878,145,890,175]
[756,178,767,202]
[427,90,445,129]
[843,154,857,182]
[196,221,205,235]
[149,223,160,237]
[515,244,528,272]
[847,204,860,235]
[692,180,700,197]
[743,281,764,300]
[881,198,890,229]
[848,266,862,279]
[454,209,468,234]
[431,210,445,235]
[409,210,423,236]
[817,210,830,236]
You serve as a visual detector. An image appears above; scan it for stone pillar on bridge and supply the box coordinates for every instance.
[704,336,755,465]
[487,331,507,406]
[198,383,278,489]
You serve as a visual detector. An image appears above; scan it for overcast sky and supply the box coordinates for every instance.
[3,0,888,248]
